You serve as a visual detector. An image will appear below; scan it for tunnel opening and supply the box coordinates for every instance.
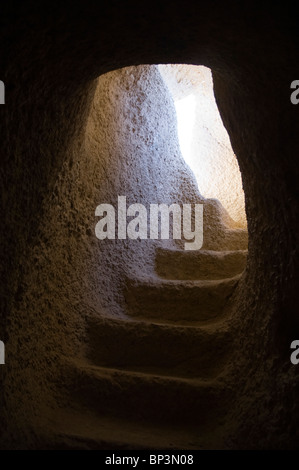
[85,58,249,441]
[2,3,298,450]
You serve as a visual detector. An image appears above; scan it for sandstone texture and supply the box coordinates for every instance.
[0,2,298,449]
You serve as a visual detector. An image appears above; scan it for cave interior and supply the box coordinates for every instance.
[0,1,298,449]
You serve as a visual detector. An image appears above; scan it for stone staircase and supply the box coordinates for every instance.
[48,245,247,449]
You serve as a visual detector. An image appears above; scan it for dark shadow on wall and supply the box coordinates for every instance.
[0,1,298,449]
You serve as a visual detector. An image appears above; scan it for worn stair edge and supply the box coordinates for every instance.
[155,248,247,280]
[38,408,228,450]
[86,316,233,378]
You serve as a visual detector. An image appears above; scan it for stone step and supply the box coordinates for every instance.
[64,361,231,427]
[43,407,226,450]
[124,275,240,322]
[86,317,233,379]
[202,228,248,251]
[155,248,247,280]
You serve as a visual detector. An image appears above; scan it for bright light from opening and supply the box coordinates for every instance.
[174,94,196,165]
[159,64,246,228]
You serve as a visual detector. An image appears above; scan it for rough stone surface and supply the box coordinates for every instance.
[0,1,298,450]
